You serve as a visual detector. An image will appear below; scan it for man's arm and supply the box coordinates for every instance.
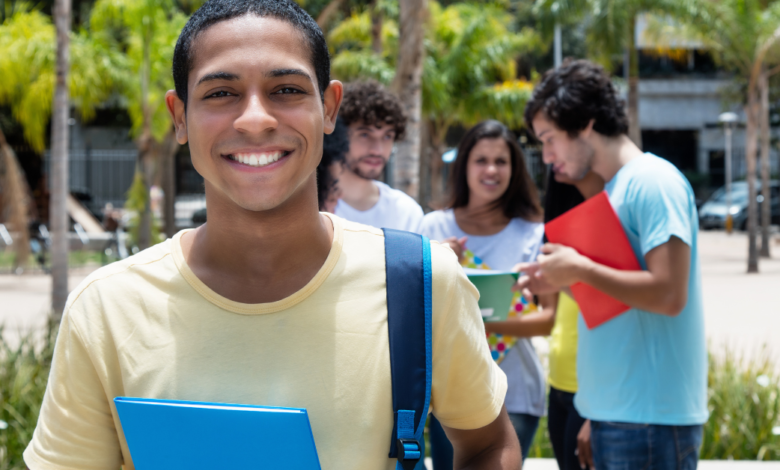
[516,237,690,316]
[484,293,558,337]
[442,405,521,469]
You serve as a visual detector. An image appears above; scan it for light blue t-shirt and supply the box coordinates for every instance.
[574,153,708,426]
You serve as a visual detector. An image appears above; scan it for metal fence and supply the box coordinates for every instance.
[45,149,138,216]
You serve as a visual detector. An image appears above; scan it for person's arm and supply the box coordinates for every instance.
[517,236,690,316]
[442,405,521,469]
[484,292,558,337]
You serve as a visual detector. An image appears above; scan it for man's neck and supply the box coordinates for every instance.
[591,134,644,183]
[339,169,380,211]
[180,179,333,304]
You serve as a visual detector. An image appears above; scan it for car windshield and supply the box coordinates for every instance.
[709,185,749,204]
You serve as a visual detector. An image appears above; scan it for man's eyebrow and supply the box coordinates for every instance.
[536,129,549,139]
[266,68,313,81]
[196,71,240,86]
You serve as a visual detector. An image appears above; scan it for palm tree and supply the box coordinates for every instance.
[662,0,780,272]
[329,2,541,207]
[50,0,72,320]
[391,0,428,199]
[91,0,188,244]
[0,8,123,317]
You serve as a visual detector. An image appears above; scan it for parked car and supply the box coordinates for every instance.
[699,180,780,230]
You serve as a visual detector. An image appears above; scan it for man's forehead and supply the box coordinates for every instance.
[189,15,314,84]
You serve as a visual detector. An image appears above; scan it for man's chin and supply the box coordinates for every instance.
[355,168,384,180]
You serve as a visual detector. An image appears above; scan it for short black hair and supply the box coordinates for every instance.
[172,0,330,108]
[317,117,349,209]
[339,81,406,140]
[524,59,628,138]
[448,120,542,221]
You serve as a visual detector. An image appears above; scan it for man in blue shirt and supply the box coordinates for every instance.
[519,59,708,469]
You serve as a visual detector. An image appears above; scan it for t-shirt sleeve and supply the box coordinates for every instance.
[429,242,508,430]
[630,168,696,256]
[24,308,122,470]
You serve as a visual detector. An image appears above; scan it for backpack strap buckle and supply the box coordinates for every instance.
[396,438,422,470]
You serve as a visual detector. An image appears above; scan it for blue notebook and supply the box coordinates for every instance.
[114,397,321,469]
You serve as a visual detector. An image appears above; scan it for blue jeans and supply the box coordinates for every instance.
[428,412,539,468]
[508,412,541,461]
[591,421,703,470]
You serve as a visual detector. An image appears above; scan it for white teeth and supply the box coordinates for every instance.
[230,152,286,167]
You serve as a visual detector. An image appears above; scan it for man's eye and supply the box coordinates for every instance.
[206,90,234,99]
[275,87,304,95]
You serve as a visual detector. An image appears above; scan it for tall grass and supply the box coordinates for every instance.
[528,347,780,460]
[0,329,54,470]
[702,348,780,460]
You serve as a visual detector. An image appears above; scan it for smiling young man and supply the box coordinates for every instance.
[23,1,521,469]
[334,81,425,232]
[518,60,708,469]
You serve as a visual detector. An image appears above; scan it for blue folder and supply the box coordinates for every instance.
[114,397,321,469]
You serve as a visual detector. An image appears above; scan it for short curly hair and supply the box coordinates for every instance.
[524,59,628,138]
[339,81,406,140]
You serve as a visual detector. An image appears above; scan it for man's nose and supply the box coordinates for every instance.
[234,95,278,134]
[541,148,555,165]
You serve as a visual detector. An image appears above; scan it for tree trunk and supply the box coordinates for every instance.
[391,0,428,200]
[50,0,71,320]
[162,131,180,239]
[0,128,31,272]
[744,97,760,273]
[316,0,344,32]
[136,136,154,250]
[418,120,431,211]
[371,0,383,55]
[627,14,642,148]
[759,71,771,258]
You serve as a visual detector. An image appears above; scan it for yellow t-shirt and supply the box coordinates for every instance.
[547,292,579,393]
[24,214,507,470]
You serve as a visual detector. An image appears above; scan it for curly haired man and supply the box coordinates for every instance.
[334,81,424,232]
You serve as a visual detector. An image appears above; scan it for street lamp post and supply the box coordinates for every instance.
[719,112,739,234]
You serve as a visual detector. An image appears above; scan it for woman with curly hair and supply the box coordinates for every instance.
[317,117,349,212]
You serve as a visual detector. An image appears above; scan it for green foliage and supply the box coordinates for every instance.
[330,1,542,133]
[90,0,188,142]
[124,171,162,248]
[0,329,55,470]
[703,348,780,460]
[0,9,125,152]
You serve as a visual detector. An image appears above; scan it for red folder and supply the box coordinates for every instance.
[544,191,641,329]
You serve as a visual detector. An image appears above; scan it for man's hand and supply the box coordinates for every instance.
[442,236,468,264]
[513,243,588,297]
[442,405,521,469]
[576,420,593,470]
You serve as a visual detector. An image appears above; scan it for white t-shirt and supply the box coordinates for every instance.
[335,181,424,233]
[420,209,547,417]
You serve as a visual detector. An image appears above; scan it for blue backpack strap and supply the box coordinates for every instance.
[383,229,433,470]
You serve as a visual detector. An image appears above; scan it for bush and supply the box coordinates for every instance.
[528,347,780,460]
[702,348,780,460]
[0,329,55,470]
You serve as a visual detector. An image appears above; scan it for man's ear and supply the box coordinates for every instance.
[166,90,188,144]
[580,119,596,140]
[322,80,343,135]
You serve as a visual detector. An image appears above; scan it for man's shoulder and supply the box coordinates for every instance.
[65,239,176,312]
[375,181,423,212]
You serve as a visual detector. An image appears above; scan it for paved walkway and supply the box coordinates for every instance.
[424,458,780,469]
[1,231,779,359]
